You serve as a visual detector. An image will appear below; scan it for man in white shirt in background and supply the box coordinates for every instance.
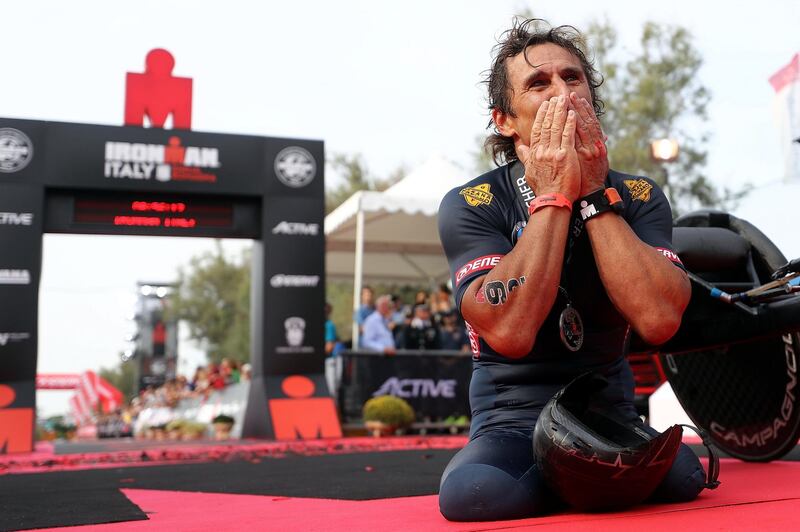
[361,295,397,354]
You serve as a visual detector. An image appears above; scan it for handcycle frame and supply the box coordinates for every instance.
[628,211,800,462]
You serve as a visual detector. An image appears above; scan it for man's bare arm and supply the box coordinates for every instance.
[584,214,690,344]
[462,95,580,357]
[570,93,690,344]
[461,207,572,357]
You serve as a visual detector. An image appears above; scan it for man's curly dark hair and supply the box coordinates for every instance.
[484,18,605,165]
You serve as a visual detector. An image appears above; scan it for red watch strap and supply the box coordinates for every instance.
[528,193,573,216]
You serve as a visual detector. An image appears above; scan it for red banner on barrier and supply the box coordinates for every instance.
[36,374,81,390]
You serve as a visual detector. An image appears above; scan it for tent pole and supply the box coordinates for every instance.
[352,206,365,349]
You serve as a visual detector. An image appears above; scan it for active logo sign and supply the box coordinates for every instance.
[0,128,33,173]
[372,377,457,399]
[271,221,319,236]
[0,212,33,225]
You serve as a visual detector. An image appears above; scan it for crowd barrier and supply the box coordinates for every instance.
[134,382,250,438]
[336,349,472,424]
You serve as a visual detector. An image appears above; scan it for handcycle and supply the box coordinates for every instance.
[629,210,800,462]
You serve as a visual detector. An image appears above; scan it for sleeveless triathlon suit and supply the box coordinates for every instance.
[436,161,705,521]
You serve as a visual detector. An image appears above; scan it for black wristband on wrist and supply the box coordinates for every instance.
[576,188,624,222]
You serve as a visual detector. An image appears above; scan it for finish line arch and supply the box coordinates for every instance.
[0,118,339,453]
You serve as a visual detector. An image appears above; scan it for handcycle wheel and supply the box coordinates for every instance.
[663,210,800,462]
[660,331,800,462]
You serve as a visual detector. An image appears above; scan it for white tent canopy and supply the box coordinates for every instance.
[324,154,469,346]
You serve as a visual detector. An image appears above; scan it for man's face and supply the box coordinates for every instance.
[494,43,593,151]
[362,288,374,305]
[377,298,392,316]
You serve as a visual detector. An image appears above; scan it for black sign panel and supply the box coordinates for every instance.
[0,184,42,398]
[338,351,472,423]
[44,121,269,195]
[258,196,325,374]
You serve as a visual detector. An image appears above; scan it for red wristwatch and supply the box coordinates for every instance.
[528,193,573,217]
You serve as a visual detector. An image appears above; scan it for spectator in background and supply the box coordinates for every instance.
[354,286,375,332]
[439,310,470,352]
[361,295,396,354]
[240,363,252,381]
[325,302,341,356]
[219,358,238,384]
[431,283,454,324]
[208,363,226,390]
[389,294,408,345]
[402,304,441,350]
[192,366,211,397]
[414,289,429,306]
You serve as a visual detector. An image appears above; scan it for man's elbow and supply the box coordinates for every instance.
[635,276,691,345]
[482,325,538,359]
[634,311,683,346]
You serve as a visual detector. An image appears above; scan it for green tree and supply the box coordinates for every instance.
[586,19,749,213]
[325,153,407,340]
[168,153,409,356]
[168,242,251,364]
[99,359,138,402]
[475,15,749,214]
[326,153,405,214]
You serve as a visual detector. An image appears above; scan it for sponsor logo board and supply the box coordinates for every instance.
[276,316,314,354]
[0,269,31,285]
[0,128,34,173]
[0,332,30,346]
[372,377,457,398]
[270,274,320,288]
[271,221,319,236]
[0,212,34,226]
[104,136,220,183]
[274,146,316,188]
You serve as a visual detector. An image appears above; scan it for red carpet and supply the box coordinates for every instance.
[29,458,800,531]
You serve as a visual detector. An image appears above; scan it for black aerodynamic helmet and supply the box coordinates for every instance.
[533,373,686,511]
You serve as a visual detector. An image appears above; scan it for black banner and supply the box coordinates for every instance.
[338,351,472,423]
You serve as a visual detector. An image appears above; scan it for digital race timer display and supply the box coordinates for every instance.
[73,197,234,229]
[44,190,260,238]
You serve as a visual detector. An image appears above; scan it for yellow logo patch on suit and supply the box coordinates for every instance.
[623,179,653,202]
[460,183,494,207]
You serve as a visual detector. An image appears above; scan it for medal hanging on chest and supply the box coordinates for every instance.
[558,286,584,352]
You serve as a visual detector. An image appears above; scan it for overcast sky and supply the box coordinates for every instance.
[2,1,798,416]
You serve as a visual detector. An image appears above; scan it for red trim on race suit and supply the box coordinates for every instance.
[455,254,504,286]
[655,247,683,266]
